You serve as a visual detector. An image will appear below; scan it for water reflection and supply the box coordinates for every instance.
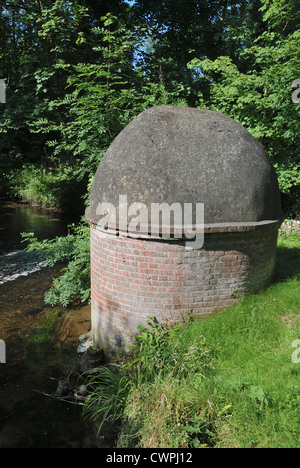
[0,200,69,254]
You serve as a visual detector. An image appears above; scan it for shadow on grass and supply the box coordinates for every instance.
[274,244,300,282]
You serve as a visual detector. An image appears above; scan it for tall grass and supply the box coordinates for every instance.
[81,366,133,436]
[82,231,300,448]
[7,163,87,214]
[8,164,68,208]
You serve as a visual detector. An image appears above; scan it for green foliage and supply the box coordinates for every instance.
[188,0,300,217]
[130,319,178,377]
[183,413,216,448]
[7,164,77,209]
[46,13,186,179]
[127,318,213,385]
[81,365,132,435]
[0,5,181,200]
[0,1,93,181]
[22,222,90,307]
[121,280,300,447]
[1,0,298,216]
[132,0,267,106]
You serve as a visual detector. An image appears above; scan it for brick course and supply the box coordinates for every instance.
[89,220,280,355]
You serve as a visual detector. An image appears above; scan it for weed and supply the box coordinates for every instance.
[81,365,132,435]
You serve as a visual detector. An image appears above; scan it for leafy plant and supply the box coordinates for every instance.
[188,0,300,217]
[183,413,216,448]
[22,222,90,306]
[7,164,80,210]
[81,365,132,435]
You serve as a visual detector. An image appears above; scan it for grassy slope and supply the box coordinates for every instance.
[115,231,300,448]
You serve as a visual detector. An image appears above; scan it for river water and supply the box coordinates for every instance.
[0,200,106,448]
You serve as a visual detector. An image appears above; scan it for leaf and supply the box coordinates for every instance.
[218,404,233,416]
[247,385,269,406]
[104,18,114,26]
[185,425,198,433]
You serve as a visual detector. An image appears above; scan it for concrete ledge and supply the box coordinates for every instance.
[86,206,284,239]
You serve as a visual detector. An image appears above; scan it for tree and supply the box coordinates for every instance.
[131,0,268,105]
[0,2,174,205]
[188,0,300,217]
[0,1,96,190]
[43,13,181,180]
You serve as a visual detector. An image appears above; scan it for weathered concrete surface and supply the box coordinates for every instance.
[88,105,282,226]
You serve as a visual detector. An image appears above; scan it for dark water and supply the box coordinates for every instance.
[0,200,106,448]
[0,200,70,254]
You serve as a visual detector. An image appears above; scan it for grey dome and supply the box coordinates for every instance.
[87,106,282,227]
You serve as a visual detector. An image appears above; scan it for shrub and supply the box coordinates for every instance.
[22,222,90,307]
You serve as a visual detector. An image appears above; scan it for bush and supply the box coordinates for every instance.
[8,164,86,213]
[22,222,90,307]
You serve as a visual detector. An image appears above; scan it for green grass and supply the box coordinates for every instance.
[82,231,300,448]
[7,163,86,213]
[8,164,67,208]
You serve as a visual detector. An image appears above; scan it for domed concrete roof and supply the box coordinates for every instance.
[87,106,282,227]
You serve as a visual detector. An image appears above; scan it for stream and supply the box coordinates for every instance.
[0,200,107,448]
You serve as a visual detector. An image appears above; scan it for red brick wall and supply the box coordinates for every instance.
[90,221,280,355]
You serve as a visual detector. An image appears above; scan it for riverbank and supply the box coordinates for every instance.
[3,164,87,217]
[0,199,104,448]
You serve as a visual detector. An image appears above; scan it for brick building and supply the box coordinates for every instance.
[86,106,283,356]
